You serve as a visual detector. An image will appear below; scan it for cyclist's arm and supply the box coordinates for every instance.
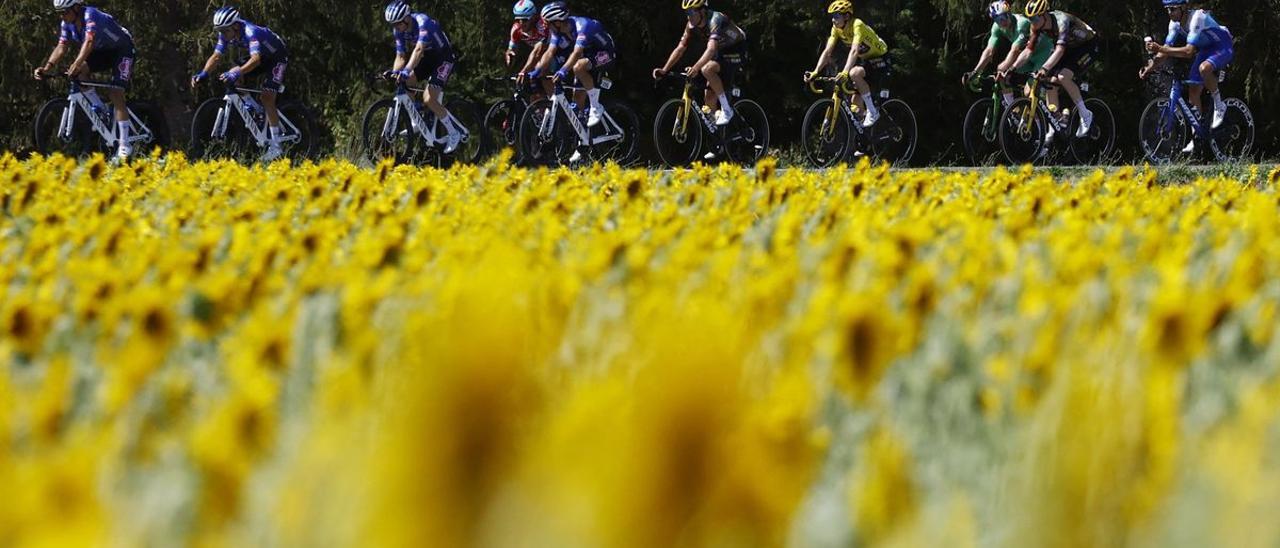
[39,42,70,73]
[810,38,837,75]
[531,41,558,74]
[1039,44,1066,74]
[997,42,1025,73]
[520,42,546,74]
[199,51,223,75]
[659,27,692,74]
[972,45,997,74]
[404,41,428,72]
[557,45,585,78]
[237,53,263,75]
[840,42,861,75]
[392,52,408,72]
[690,38,718,74]
[68,32,97,73]
[1156,43,1196,59]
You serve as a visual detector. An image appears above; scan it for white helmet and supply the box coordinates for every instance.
[540,2,568,21]
[52,0,83,10]
[988,1,1011,19]
[213,6,242,29]
[384,1,411,23]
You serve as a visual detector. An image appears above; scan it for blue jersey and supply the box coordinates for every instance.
[216,21,288,60]
[1164,9,1227,47]
[394,13,452,55]
[549,16,614,51]
[59,7,133,50]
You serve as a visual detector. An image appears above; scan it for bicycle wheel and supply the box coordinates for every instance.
[800,98,852,168]
[592,101,641,166]
[868,99,917,166]
[1068,98,1116,165]
[962,98,1001,165]
[277,101,316,161]
[653,98,703,167]
[1211,98,1255,162]
[127,100,171,153]
[441,98,484,166]
[518,99,574,167]
[724,99,770,166]
[999,98,1047,165]
[1138,98,1187,164]
[360,98,416,165]
[483,99,523,163]
[191,97,256,161]
[33,99,101,157]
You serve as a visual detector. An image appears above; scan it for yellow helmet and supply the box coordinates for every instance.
[682,0,707,8]
[1024,0,1050,17]
[827,1,854,15]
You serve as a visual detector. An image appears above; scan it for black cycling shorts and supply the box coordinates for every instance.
[86,43,135,90]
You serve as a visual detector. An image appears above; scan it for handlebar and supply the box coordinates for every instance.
[805,75,856,96]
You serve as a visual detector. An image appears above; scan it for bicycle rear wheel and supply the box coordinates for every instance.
[1138,98,1186,164]
[361,98,416,165]
[593,101,641,166]
[34,99,103,158]
[962,98,1001,165]
[126,100,171,154]
[442,98,484,166]
[1068,98,1116,165]
[724,99,770,166]
[869,99,917,166]
[278,100,317,161]
[800,98,851,168]
[1212,98,1255,162]
[999,98,1047,165]
[653,98,703,167]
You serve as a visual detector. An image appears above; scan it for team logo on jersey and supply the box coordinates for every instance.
[272,62,287,83]
[117,57,134,81]
[594,51,614,66]
[437,61,454,82]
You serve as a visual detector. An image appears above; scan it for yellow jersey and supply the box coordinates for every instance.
[829,18,887,59]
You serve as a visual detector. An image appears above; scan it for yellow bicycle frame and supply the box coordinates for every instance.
[809,78,858,141]
[1017,77,1042,140]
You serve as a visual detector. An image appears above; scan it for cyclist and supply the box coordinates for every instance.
[507,1,556,97]
[34,0,136,161]
[1139,0,1232,137]
[1017,0,1099,138]
[803,0,889,128]
[192,7,290,162]
[964,1,1058,112]
[378,1,464,155]
[528,3,617,130]
[652,0,750,127]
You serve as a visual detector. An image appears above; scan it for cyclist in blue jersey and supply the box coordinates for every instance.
[34,0,137,161]
[1140,0,1232,137]
[192,7,291,161]
[527,3,617,131]
[380,0,464,154]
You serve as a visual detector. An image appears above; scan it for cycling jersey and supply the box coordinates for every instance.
[59,7,133,51]
[1165,9,1225,46]
[687,10,747,50]
[508,18,549,51]
[829,18,887,59]
[394,13,453,55]
[989,14,1053,73]
[1036,11,1096,48]
[549,16,615,52]
[216,21,288,60]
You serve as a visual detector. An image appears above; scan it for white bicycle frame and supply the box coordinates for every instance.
[379,85,470,149]
[210,87,302,149]
[536,84,625,148]
[58,81,154,149]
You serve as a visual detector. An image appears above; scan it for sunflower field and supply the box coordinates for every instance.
[3,153,1280,547]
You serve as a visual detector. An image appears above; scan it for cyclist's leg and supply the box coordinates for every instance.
[1199,42,1232,127]
[849,65,878,124]
[701,61,725,109]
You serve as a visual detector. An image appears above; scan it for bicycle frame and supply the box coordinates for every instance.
[535,82,624,147]
[59,80,154,149]
[209,86,302,149]
[669,77,735,141]
[811,78,869,142]
[1164,78,1214,142]
[1014,77,1070,140]
[377,82,470,149]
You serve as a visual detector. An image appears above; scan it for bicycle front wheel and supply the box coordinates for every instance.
[653,99,703,167]
[724,99,770,166]
[1212,98,1255,162]
[1138,98,1186,164]
[962,98,1000,165]
[800,98,852,168]
[483,99,523,163]
[190,97,253,161]
[517,99,573,167]
[869,99,917,166]
[1068,98,1116,165]
[999,98,1047,165]
[361,98,415,165]
[33,99,101,158]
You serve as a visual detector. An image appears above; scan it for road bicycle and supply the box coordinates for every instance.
[517,76,640,167]
[1138,67,1254,163]
[961,73,1013,165]
[799,75,917,167]
[360,75,483,167]
[998,75,1115,165]
[652,72,770,167]
[482,76,547,165]
[191,81,316,162]
[33,75,168,159]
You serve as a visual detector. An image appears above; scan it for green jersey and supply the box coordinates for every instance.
[987,15,1053,74]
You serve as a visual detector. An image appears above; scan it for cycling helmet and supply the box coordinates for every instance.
[212,6,242,29]
[52,0,83,10]
[513,0,537,18]
[1162,0,1188,6]
[384,1,411,23]
[988,1,1011,19]
[682,0,708,9]
[541,2,569,21]
[1024,0,1050,17]
[827,1,854,15]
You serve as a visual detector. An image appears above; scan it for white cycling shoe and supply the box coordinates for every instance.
[443,133,462,155]
[714,108,734,126]
[1075,109,1094,138]
[1212,101,1227,129]
[261,145,284,163]
[587,107,605,128]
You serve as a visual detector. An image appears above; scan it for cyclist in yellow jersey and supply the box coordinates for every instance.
[804,0,887,127]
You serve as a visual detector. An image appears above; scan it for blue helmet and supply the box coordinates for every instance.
[1162,0,1188,5]
[513,0,537,19]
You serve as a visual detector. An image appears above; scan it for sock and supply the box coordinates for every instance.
[587,88,602,110]
[864,96,878,115]
[269,124,282,146]
[718,93,732,113]
[1074,98,1089,116]
[1001,92,1015,108]
[117,120,132,152]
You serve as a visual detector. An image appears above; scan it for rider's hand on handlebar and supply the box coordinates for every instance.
[66,61,84,78]
[683,66,698,78]
[33,66,49,80]
[191,71,208,89]
[961,71,974,87]
[1144,40,1161,54]
[652,68,667,80]
[1033,68,1048,80]
[803,71,815,83]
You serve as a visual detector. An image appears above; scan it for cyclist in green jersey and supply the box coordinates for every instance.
[963,1,1058,112]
